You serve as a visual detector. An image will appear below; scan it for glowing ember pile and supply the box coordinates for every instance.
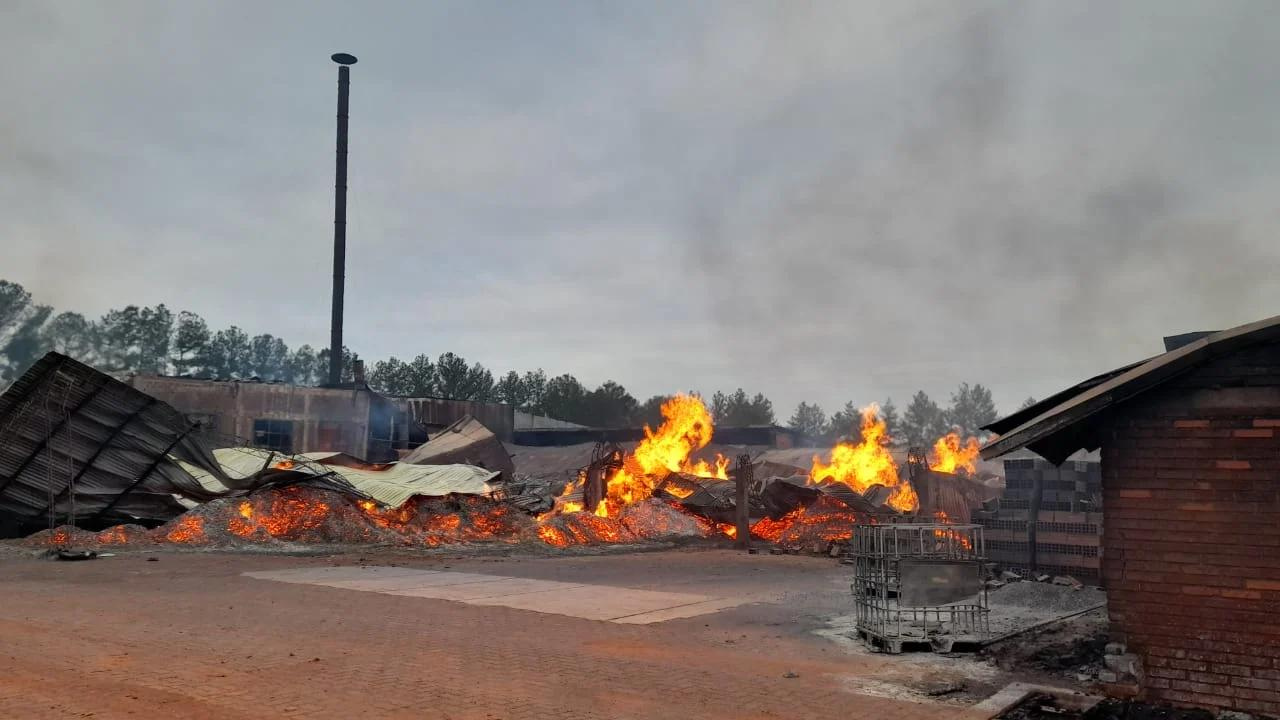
[20,485,721,550]
[749,495,864,546]
[20,487,547,549]
[536,498,715,548]
[928,433,981,475]
[807,405,919,512]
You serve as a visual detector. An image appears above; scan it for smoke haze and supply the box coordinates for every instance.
[3,0,1279,414]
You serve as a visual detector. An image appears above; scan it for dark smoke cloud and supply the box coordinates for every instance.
[3,1,1279,415]
[680,2,1280,410]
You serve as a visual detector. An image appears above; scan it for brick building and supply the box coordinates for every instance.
[982,316,1280,715]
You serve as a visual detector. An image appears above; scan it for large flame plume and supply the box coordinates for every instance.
[808,404,919,512]
[583,394,728,518]
[928,432,981,475]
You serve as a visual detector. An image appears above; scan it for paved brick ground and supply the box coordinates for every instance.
[0,548,994,719]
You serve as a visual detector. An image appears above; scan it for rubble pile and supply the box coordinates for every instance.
[536,499,714,547]
[19,486,715,550]
[6,375,987,552]
[750,495,866,547]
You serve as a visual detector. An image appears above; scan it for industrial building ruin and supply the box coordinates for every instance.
[126,374,515,462]
[3,352,999,556]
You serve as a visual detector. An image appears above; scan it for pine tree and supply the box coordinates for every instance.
[902,391,945,446]
[788,402,827,438]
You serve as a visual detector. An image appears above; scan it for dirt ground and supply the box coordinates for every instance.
[0,545,1023,719]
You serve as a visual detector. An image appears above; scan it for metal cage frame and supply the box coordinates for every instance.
[851,522,990,652]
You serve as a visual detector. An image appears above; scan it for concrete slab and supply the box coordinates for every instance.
[245,567,753,624]
[467,584,712,621]
[243,566,426,584]
[610,597,751,624]
[386,577,579,601]
[324,571,511,589]
[314,572,460,591]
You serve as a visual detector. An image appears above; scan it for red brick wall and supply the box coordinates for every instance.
[1102,343,1280,714]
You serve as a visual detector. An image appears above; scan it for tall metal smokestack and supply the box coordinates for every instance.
[328,52,357,387]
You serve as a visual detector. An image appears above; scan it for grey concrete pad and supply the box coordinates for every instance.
[316,571,507,590]
[610,597,751,624]
[242,566,427,584]
[245,566,753,624]
[385,577,579,601]
[313,572,457,591]
[466,584,712,620]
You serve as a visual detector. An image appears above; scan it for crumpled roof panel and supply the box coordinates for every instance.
[179,446,499,508]
[0,354,223,531]
[0,354,505,538]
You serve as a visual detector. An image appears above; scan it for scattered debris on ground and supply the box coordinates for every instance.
[993,693,1224,720]
[986,580,1108,635]
[981,603,1109,685]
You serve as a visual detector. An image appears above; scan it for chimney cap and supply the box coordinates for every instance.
[331,53,358,65]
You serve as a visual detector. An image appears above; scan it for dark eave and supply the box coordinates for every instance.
[980,314,1280,465]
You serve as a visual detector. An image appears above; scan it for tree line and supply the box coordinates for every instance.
[0,279,757,428]
[0,278,1024,435]
[786,383,1020,446]
[1,280,344,385]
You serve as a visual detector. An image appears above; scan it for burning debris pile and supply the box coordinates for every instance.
[21,486,726,550]
[531,397,987,550]
[21,487,525,548]
[3,354,989,552]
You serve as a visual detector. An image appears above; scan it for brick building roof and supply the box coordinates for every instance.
[981,314,1280,463]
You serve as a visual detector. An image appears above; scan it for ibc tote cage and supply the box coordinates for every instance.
[851,522,990,653]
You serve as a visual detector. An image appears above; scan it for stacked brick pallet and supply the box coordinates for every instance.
[975,451,1103,586]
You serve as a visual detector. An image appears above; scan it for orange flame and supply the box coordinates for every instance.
[928,433,981,475]
[932,510,973,550]
[594,394,727,518]
[808,405,918,512]
[273,459,296,470]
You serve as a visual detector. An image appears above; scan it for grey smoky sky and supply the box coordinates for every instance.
[4,0,1280,416]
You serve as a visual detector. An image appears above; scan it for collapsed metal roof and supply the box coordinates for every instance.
[0,353,510,538]
[980,314,1280,464]
[0,353,248,533]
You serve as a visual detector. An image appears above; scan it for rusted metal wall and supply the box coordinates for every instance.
[914,469,999,524]
[397,397,514,442]
[127,376,374,458]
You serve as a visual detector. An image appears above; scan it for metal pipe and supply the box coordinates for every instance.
[734,454,751,550]
[328,53,357,386]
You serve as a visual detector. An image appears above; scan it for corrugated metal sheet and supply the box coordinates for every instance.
[0,354,246,534]
[0,355,352,536]
[514,411,588,430]
[179,446,499,508]
[334,465,498,508]
[402,415,514,478]
[0,355,506,539]
[399,397,515,441]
